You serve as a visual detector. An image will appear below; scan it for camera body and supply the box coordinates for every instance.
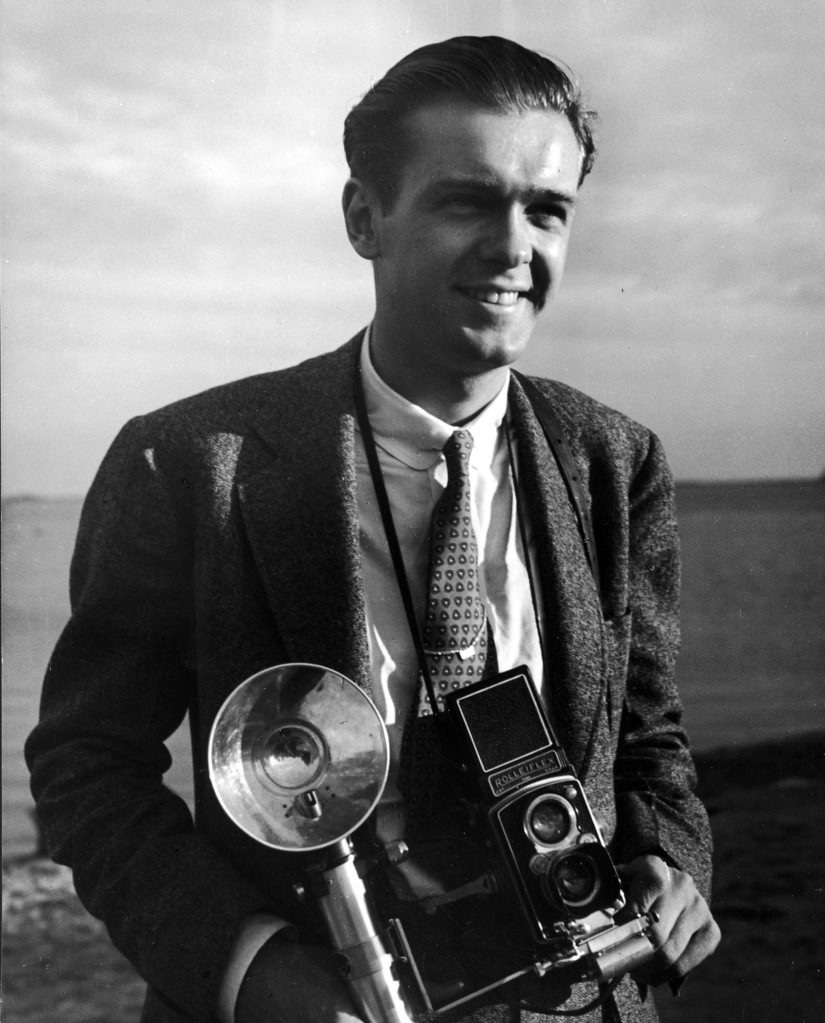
[445,666,623,943]
[384,666,655,1017]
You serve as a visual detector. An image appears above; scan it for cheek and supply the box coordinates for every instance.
[544,230,570,262]
[381,222,473,299]
[551,247,569,280]
[543,237,571,283]
[405,238,462,289]
[420,220,477,259]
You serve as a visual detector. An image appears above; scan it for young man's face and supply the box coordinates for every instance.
[364,99,582,396]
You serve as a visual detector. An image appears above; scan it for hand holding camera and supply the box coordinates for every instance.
[617,855,721,992]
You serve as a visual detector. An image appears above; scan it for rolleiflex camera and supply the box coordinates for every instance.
[448,665,621,941]
[384,665,656,1017]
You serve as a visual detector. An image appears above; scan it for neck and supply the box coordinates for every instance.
[369,336,509,425]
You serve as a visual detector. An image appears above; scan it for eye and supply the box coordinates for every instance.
[528,203,569,229]
[444,194,486,213]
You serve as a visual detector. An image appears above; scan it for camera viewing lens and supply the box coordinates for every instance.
[526,796,572,846]
[553,853,600,906]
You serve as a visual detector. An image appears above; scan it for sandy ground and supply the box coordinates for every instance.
[3,732,824,1023]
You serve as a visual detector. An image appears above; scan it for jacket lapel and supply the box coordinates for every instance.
[236,337,373,695]
[508,376,606,778]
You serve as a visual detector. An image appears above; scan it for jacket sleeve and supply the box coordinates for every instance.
[25,417,271,1021]
[609,432,713,900]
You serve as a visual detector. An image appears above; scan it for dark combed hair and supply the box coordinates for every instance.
[343,35,597,209]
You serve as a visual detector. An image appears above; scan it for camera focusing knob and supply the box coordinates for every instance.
[529,853,553,876]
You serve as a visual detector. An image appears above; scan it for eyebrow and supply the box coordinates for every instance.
[424,175,578,208]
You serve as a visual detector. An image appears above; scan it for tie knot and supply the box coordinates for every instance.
[443,429,473,479]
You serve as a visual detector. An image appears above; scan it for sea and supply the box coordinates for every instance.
[3,481,824,858]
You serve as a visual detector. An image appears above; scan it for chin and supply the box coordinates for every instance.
[461,330,533,371]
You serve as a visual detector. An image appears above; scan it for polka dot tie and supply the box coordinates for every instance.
[420,429,491,711]
[399,429,496,835]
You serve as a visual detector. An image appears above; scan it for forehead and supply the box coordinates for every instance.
[395,99,583,199]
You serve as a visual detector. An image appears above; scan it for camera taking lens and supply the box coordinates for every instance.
[552,852,601,907]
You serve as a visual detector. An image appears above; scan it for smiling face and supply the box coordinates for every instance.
[344,99,583,417]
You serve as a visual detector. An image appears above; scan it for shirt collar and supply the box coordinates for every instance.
[358,326,509,471]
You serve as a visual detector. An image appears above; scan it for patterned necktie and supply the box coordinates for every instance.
[399,429,496,834]
[421,429,492,708]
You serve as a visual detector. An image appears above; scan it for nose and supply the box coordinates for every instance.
[477,206,532,267]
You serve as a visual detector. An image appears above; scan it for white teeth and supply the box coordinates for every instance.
[469,289,520,305]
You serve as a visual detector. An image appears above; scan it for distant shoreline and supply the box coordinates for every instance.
[3,477,823,505]
[677,476,824,488]
[691,728,825,795]
[2,493,86,504]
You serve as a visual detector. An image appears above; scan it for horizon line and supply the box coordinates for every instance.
[3,475,824,504]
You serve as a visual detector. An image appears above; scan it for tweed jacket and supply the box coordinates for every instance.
[26,334,712,1023]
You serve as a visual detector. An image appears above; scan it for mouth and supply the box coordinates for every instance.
[458,286,535,308]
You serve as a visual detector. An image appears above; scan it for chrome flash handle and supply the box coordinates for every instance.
[585,913,657,982]
[316,846,414,1023]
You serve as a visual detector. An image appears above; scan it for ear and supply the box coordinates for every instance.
[342,177,382,260]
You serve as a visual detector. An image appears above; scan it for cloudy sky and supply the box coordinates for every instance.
[3,0,823,495]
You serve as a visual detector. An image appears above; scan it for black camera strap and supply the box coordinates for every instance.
[353,360,447,734]
[549,978,623,1018]
[353,360,600,722]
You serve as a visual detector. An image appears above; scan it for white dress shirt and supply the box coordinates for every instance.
[356,333,544,825]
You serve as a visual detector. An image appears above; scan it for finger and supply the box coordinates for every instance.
[628,861,699,938]
[636,904,722,986]
[665,912,722,979]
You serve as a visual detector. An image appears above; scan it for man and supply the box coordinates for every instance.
[26,36,719,1023]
